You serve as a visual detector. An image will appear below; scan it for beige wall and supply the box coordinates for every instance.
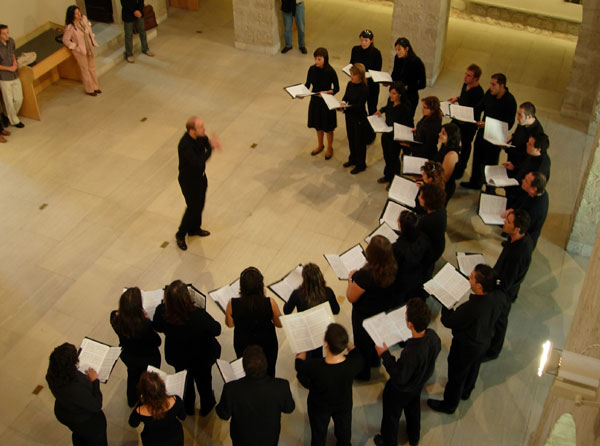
[452,0,582,22]
[5,0,75,43]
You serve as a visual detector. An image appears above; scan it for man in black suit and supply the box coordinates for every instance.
[216,345,295,446]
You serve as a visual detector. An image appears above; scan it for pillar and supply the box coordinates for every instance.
[232,0,280,55]
[391,0,450,86]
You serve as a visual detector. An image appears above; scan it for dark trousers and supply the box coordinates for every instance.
[455,122,477,177]
[125,355,161,407]
[469,132,501,187]
[177,362,215,414]
[177,175,207,238]
[407,92,419,121]
[68,411,108,446]
[367,80,380,116]
[352,309,379,380]
[308,404,352,446]
[345,115,367,169]
[486,302,511,359]
[380,383,421,446]
[382,133,401,180]
[443,340,487,410]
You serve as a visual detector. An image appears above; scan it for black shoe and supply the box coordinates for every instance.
[461,391,472,401]
[281,46,292,54]
[342,161,354,168]
[15,122,25,128]
[427,398,455,414]
[176,236,187,251]
[373,434,386,446]
[300,47,307,54]
[377,176,391,184]
[481,354,498,363]
[460,181,480,190]
[188,229,210,237]
[350,166,366,174]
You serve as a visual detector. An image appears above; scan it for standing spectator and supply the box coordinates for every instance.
[121,0,154,63]
[0,25,24,128]
[281,0,306,54]
[340,63,369,174]
[349,29,382,115]
[391,37,426,120]
[62,6,101,96]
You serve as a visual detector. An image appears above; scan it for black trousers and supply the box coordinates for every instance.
[382,133,401,180]
[308,404,352,446]
[380,383,421,446]
[469,132,501,187]
[351,308,379,380]
[177,175,207,238]
[367,80,380,116]
[406,91,419,121]
[124,355,161,407]
[486,302,512,359]
[67,411,108,446]
[177,362,215,414]
[345,114,367,169]
[443,340,487,410]
[455,122,477,176]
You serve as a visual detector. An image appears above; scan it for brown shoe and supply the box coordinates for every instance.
[1,129,10,136]
[0,135,7,143]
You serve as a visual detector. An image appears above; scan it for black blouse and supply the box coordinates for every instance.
[305,65,340,95]
[391,56,426,95]
[342,81,368,119]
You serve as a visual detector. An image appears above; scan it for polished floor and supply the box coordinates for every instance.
[0,0,593,445]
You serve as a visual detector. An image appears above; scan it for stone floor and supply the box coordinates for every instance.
[0,0,593,445]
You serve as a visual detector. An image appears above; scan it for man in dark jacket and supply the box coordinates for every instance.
[121,0,154,62]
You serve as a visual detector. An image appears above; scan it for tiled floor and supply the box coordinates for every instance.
[0,1,592,444]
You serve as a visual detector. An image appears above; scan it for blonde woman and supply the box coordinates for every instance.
[341,63,369,174]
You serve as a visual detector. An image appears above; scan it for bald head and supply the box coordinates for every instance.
[186,116,205,139]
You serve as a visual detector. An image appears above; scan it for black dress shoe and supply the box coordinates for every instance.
[427,398,455,414]
[342,161,354,168]
[189,229,210,237]
[373,434,386,446]
[94,89,102,94]
[281,46,292,54]
[350,166,366,174]
[15,122,25,128]
[377,176,391,184]
[460,181,480,190]
[176,236,187,251]
[300,47,307,54]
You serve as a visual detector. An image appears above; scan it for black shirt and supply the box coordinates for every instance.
[352,268,396,316]
[452,83,484,132]
[110,311,161,368]
[413,115,442,160]
[178,133,212,184]
[418,208,447,262]
[121,0,144,22]
[48,372,103,426]
[475,88,517,130]
[305,65,340,95]
[350,45,382,72]
[216,376,295,446]
[295,348,364,410]
[379,101,414,128]
[391,231,432,305]
[507,119,544,165]
[391,56,426,96]
[283,287,340,315]
[342,81,369,119]
[508,190,549,247]
[129,396,186,446]
[513,152,551,183]
[493,235,534,302]
[381,328,441,393]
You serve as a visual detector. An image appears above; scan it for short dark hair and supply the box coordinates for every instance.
[406,298,431,332]
[467,63,482,80]
[491,73,507,86]
[313,47,330,68]
[242,345,268,379]
[325,323,348,355]
[532,133,549,153]
[530,171,547,194]
[519,101,536,118]
[399,210,419,240]
[511,209,531,235]
[0,25,7,32]
[359,29,373,40]
[419,183,446,211]
[473,264,498,293]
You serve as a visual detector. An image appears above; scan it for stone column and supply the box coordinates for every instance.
[232,0,280,55]
[391,0,450,86]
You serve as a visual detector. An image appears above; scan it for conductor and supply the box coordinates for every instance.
[175,116,221,251]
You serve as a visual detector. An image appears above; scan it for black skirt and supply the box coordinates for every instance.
[307,96,337,132]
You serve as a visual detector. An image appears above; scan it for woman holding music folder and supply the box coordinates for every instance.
[153,280,221,416]
[226,267,282,377]
[341,63,370,174]
[346,235,398,381]
[305,47,340,160]
[129,371,186,446]
[374,81,413,185]
[434,123,462,204]
[283,263,340,358]
[110,287,162,408]
[391,37,426,119]
[410,96,442,160]
[46,343,108,446]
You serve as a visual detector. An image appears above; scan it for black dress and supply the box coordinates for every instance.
[153,305,221,414]
[380,101,413,181]
[391,55,426,118]
[342,81,369,169]
[350,44,383,115]
[305,65,340,132]
[231,297,279,377]
[412,115,442,160]
[418,208,447,280]
[434,145,460,204]
[129,396,186,446]
[110,311,162,407]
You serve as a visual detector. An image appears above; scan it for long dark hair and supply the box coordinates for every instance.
[114,288,146,339]
[364,235,397,288]
[442,122,461,151]
[399,210,419,241]
[138,372,170,419]
[239,267,266,311]
[65,5,80,26]
[300,263,328,308]
[389,81,407,104]
[46,343,79,389]
[395,37,417,59]
[164,280,194,325]
[313,47,330,69]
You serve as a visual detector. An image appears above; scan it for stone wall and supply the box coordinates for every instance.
[232,0,280,55]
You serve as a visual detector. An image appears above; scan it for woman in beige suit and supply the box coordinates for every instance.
[63,5,101,96]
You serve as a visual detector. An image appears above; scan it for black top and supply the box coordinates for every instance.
[441,289,507,347]
[352,268,396,317]
[350,44,382,72]
[342,81,369,119]
[391,56,426,96]
[413,115,442,160]
[216,376,295,446]
[153,305,221,369]
[295,348,364,410]
[381,328,441,393]
[121,0,145,22]
[507,119,544,165]
[283,287,340,315]
[513,153,551,183]
[452,82,484,131]
[110,311,161,368]
[49,372,103,426]
[475,88,517,130]
[434,145,460,181]
[231,297,278,357]
[178,133,212,185]
[305,65,340,95]
[494,235,534,302]
[391,231,432,306]
[418,208,447,262]
[507,190,549,247]
[380,101,414,128]
[129,396,186,446]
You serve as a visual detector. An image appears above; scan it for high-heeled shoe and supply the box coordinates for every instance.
[325,148,333,160]
[311,146,324,156]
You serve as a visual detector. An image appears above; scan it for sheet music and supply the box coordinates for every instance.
[484,117,512,147]
[147,366,187,399]
[325,244,366,280]
[478,193,507,225]
[343,64,371,78]
[284,84,314,99]
[388,175,419,208]
[368,70,393,83]
[362,306,412,347]
[424,263,471,309]
[187,285,207,309]
[216,358,246,383]
[379,200,410,228]
[78,338,121,383]
[268,265,303,302]
[365,222,399,244]
[208,279,240,312]
[321,93,344,110]
[440,101,451,117]
[456,252,485,276]
[280,302,334,353]
[449,104,476,123]
[135,289,162,320]
[402,155,427,175]
[485,165,519,187]
[393,123,416,143]
[367,115,392,133]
